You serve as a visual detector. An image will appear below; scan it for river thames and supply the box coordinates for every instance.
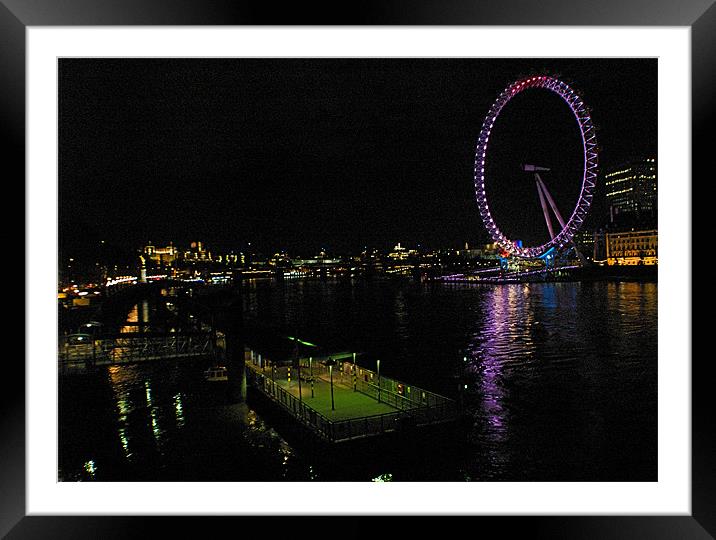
[59,278,657,482]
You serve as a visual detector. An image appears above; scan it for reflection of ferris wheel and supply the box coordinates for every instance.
[474,76,598,259]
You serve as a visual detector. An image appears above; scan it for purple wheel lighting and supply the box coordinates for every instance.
[474,76,598,258]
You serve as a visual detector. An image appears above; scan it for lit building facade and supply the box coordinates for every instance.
[183,241,212,262]
[605,229,658,266]
[388,243,418,261]
[360,249,384,274]
[143,243,178,266]
[604,158,657,222]
[457,242,501,261]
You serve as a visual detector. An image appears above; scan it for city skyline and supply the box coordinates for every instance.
[60,154,658,279]
[59,58,657,259]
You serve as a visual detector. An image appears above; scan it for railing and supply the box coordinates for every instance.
[330,401,456,442]
[246,369,335,441]
[354,379,417,411]
[339,362,453,412]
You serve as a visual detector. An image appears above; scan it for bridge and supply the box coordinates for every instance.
[58,332,217,373]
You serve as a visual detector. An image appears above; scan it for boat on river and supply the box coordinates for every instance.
[204,365,228,382]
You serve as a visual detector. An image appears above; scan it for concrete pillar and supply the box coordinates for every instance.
[139,255,147,284]
[225,290,246,403]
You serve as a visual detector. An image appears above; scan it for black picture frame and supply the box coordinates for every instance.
[5,0,708,537]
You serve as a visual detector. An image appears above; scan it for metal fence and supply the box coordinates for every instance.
[246,368,335,441]
[330,402,456,442]
[338,361,453,412]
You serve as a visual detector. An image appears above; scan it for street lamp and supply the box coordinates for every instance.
[324,357,337,411]
[297,360,302,401]
[309,356,314,398]
[294,336,302,402]
[377,359,381,403]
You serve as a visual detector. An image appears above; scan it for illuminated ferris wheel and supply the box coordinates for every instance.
[474,76,598,259]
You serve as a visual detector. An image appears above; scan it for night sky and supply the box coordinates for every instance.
[59,58,656,258]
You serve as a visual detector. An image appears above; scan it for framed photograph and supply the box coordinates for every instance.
[7,0,708,536]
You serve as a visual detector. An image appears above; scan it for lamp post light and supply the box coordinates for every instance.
[309,356,314,398]
[352,352,357,392]
[325,357,337,411]
[297,359,302,402]
[377,359,381,403]
[293,336,302,402]
[85,321,102,367]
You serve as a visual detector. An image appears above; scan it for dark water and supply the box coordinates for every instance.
[59,279,657,482]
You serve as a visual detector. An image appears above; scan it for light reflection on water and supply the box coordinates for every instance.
[108,365,133,460]
[146,380,164,451]
[459,281,657,480]
[59,279,657,482]
[59,357,312,481]
[174,393,185,428]
[464,285,537,476]
[83,460,96,478]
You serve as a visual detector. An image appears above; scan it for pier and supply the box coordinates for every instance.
[244,348,457,443]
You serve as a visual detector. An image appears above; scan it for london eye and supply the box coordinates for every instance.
[474,76,598,260]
